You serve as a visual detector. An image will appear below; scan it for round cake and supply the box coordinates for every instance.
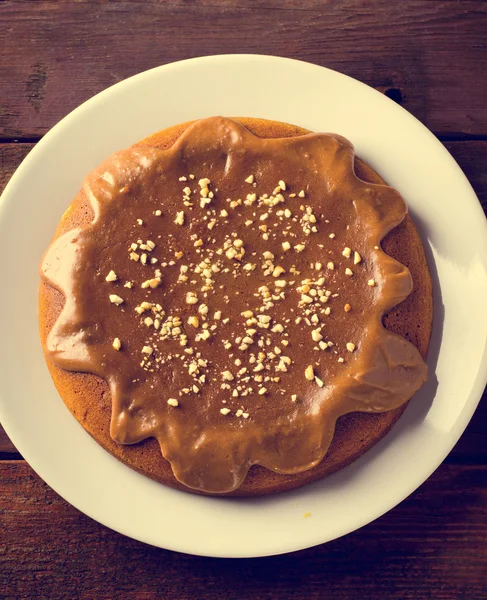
[39,117,432,496]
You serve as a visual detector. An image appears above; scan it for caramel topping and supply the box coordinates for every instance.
[41,117,427,493]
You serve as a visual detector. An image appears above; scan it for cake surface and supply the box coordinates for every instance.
[39,117,432,495]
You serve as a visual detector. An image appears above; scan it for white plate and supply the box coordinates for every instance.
[1,55,486,558]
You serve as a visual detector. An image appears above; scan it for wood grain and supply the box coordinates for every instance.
[1,0,486,138]
[0,143,32,198]
[1,460,487,599]
[0,428,18,457]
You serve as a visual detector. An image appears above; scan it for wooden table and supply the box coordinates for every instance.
[1,1,486,598]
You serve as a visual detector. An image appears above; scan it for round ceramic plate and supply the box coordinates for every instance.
[1,55,486,558]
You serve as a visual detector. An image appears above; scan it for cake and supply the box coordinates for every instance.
[39,117,432,495]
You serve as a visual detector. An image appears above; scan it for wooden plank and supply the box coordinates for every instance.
[0,427,19,456]
[0,143,32,193]
[1,461,487,599]
[1,0,486,138]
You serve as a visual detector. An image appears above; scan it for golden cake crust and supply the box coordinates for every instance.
[38,117,433,496]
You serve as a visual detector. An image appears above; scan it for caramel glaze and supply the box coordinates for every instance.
[41,117,428,493]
